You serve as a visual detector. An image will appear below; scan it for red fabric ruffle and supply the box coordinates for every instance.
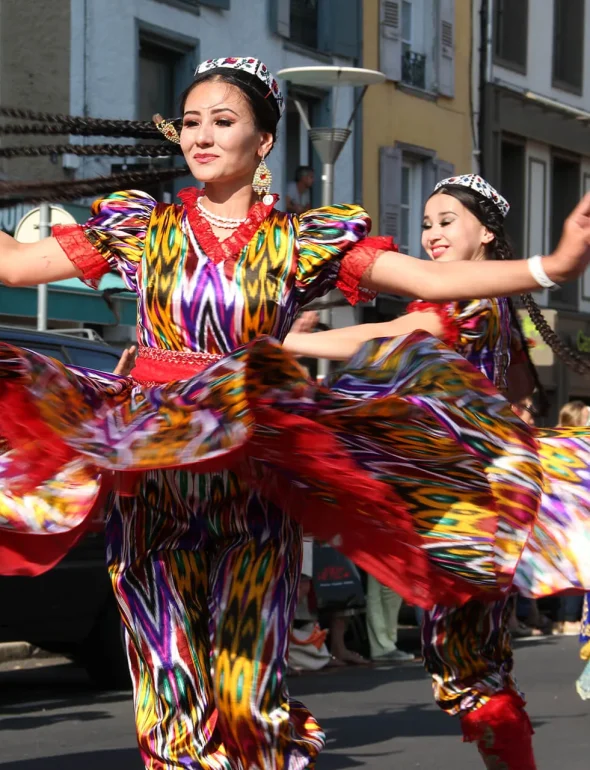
[0,381,76,494]
[461,690,536,769]
[178,187,278,278]
[337,236,398,305]
[53,224,110,283]
[248,405,483,609]
[406,300,461,348]
[0,484,108,576]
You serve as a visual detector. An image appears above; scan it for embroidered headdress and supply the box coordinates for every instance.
[195,57,285,117]
[434,174,510,218]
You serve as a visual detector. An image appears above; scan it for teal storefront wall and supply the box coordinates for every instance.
[0,203,137,326]
[0,275,137,326]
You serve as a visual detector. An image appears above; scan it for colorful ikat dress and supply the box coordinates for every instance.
[0,188,547,608]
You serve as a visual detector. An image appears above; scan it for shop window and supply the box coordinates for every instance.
[553,0,584,94]
[493,0,528,72]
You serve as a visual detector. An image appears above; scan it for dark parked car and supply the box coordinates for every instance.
[0,327,130,687]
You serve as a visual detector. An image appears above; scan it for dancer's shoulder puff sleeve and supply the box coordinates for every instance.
[52,190,156,293]
[407,298,503,349]
[295,205,394,305]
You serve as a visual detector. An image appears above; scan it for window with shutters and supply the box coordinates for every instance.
[379,0,454,97]
[493,0,528,72]
[271,0,360,57]
[400,161,423,255]
[552,0,584,94]
[401,1,426,90]
[380,145,454,257]
[137,35,195,199]
[290,0,319,49]
[156,0,230,11]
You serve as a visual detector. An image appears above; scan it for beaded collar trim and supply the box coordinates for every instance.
[177,187,278,273]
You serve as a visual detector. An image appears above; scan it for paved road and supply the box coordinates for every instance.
[0,636,588,769]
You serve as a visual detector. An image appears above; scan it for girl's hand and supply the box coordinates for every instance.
[548,192,590,282]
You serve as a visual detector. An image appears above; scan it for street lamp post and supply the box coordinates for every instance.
[277,66,385,380]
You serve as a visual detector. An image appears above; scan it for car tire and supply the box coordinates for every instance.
[77,597,131,690]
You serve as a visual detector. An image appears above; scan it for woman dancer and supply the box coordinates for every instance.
[284,174,590,769]
[1,59,590,769]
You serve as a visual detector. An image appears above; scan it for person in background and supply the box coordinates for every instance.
[286,165,314,215]
[365,576,414,662]
[551,401,589,635]
[577,595,590,700]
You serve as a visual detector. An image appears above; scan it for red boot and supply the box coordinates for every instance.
[460,690,537,769]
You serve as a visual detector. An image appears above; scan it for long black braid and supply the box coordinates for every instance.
[0,166,189,207]
[0,106,184,205]
[0,106,163,139]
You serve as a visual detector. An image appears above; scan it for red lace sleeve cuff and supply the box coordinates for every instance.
[337,236,397,306]
[406,300,460,348]
[53,224,109,288]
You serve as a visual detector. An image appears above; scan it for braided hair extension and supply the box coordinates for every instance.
[0,106,161,139]
[0,142,179,159]
[0,165,189,207]
[0,122,163,140]
[434,186,590,383]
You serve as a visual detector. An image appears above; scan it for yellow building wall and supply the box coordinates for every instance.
[362,0,473,228]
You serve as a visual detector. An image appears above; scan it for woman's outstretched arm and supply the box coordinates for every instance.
[0,232,81,286]
[284,311,443,360]
[361,193,590,301]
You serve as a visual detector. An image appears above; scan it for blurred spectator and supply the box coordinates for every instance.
[286,165,314,215]
[288,538,331,673]
[551,402,589,635]
[365,577,414,662]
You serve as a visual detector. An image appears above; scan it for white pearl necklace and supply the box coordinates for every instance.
[197,198,247,229]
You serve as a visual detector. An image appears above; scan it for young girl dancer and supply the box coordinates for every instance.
[285,174,590,769]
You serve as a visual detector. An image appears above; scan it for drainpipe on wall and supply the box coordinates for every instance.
[478,0,490,179]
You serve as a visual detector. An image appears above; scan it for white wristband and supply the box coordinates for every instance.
[528,255,557,289]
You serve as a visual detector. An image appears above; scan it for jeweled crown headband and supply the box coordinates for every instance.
[195,57,285,117]
[434,174,510,218]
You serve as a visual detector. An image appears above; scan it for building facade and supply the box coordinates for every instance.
[0,0,362,338]
[474,0,590,419]
[360,0,473,322]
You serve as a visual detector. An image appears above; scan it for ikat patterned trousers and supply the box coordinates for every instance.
[421,596,520,716]
[105,468,325,770]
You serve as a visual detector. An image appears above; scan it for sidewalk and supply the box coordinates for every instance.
[0,642,44,664]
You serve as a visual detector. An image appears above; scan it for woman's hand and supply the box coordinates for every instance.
[113,345,137,376]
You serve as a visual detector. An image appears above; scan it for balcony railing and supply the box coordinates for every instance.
[402,50,426,90]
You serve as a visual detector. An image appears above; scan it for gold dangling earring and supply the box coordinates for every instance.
[153,113,181,144]
[252,155,273,204]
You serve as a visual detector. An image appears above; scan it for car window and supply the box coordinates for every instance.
[67,347,121,373]
[20,343,69,363]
